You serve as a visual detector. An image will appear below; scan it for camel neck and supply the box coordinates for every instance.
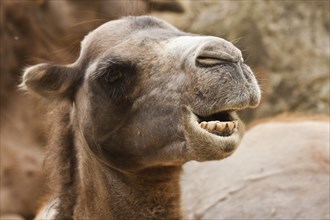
[74,158,183,220]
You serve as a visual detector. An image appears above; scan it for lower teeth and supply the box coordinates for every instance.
[199,120,238,136]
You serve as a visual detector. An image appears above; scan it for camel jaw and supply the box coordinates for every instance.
[183,107,245,161]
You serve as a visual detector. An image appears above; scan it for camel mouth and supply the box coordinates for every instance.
[183,107,244,161]
[196,111,238,137]
[185,108,242,140]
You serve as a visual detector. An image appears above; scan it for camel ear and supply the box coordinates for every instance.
[21,63,81,100]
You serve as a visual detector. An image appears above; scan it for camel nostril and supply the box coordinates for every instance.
[195,39,242,67]
[196,54,234,66]
[195,48,240,67]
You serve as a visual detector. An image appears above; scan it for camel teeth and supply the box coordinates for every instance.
[215,122,225,132]
[206,121,217,132]
[227,121,235,131]
[200,121,207,129]
[224,123,230,133]
[199,120,238,136]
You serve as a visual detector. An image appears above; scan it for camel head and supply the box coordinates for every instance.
[22,16,261,172]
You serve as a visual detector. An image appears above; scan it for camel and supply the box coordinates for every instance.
[22,16,260,219]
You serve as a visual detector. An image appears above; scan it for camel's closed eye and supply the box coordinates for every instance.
[93,58,137,99]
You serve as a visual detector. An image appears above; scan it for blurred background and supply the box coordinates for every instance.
[0,0,329,219]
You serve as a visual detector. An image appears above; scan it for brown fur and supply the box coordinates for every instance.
[45,102,78,219]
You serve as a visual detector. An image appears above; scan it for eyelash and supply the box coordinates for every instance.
[93,59,137,99]
[104,70,123,83]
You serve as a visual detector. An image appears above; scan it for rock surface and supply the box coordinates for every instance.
[182,119,330,219]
